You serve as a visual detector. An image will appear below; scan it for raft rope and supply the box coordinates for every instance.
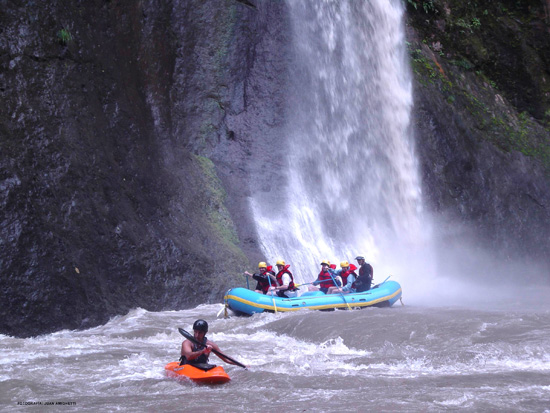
[224,296,229,318]
[267,273,278,314]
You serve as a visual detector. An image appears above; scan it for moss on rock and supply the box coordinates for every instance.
[406,0,550,169]
[194,154,245,260]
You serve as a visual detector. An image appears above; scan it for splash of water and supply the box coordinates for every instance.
[251,0,432,286]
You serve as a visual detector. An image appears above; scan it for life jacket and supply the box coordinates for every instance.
[340,269,351,285]
[318,270,336,289]
[255,270,276,294]
[264,270,276,293]
[275,265,295,291]
[354,263,373,292]
[347,264,358,288]
[180,336,209,365]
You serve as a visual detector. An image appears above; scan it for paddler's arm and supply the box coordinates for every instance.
[311,275,322,285]
[342,274,355,292]
[244,271,259,281]
[246,272,264,282]
[267,273,277,285]
[181,339,211,361]
[270,273,291,292]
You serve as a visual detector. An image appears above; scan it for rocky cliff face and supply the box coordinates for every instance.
[406,0,550,278]
[1,0,549,337]
[0,0,289,337]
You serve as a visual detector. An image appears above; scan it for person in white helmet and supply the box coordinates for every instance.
[354,256,373,292]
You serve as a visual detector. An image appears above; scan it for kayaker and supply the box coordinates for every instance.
[327,261,357,295]
[244,262,277,294]
[309,260,339,294]
[354,256,373,292]
[269,260,298,298]
[180,319,244,367]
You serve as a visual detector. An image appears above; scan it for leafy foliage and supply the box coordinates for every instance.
[56,28,73,45]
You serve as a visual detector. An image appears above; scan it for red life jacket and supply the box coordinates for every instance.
[276,265,295,290]
[340,269,351,285]
[347,264,358,289]
[257,270,276,294]
[318,270,336,289]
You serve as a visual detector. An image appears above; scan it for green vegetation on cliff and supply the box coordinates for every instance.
[406,0,550,169]
[194,154,246,260]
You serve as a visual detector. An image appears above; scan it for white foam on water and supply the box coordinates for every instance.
[434,392,475,407]
[509,384,550,393]
[211,328,369,377]
[3,305,550,411]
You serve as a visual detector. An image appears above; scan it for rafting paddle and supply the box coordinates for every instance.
[178,328,247,369]
[328,271,352,310]
[266,273,278,313]
[371,275,391,289]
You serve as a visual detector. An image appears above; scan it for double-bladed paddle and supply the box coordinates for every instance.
[178,328,247,369]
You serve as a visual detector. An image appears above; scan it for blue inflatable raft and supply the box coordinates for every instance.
[223,280,402,315]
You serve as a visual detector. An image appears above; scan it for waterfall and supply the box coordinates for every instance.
[250,0,431,285]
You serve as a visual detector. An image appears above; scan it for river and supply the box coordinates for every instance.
[3,284,550,412]
[3,0,550,410]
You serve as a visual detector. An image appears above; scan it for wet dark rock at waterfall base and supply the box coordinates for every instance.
[0,0,289,337]
[1,0,549,337]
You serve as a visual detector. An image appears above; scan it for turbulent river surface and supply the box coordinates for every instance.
[3,284,550,412]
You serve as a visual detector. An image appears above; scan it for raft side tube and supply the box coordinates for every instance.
[224,281,402,315]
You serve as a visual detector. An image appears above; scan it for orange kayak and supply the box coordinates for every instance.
[164,362,231,385]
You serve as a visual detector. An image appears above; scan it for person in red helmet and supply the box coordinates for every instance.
[269,260,298,298]
[179,319,242,367]
[244,262,277,294]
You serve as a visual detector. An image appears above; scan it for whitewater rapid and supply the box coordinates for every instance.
[3,296,550,412]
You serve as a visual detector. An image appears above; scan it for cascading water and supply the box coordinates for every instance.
[251,0,432,285]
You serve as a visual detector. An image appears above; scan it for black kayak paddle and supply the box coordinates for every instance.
[178,328,247,369]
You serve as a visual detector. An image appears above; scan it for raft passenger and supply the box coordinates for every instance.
[354,255,373,292]
[244,262,277,294]
[309,260,339,294]
[269,260,298,298]
[327,261,357,295]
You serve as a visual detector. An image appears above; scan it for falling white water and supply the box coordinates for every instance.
[251,0,434,287]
